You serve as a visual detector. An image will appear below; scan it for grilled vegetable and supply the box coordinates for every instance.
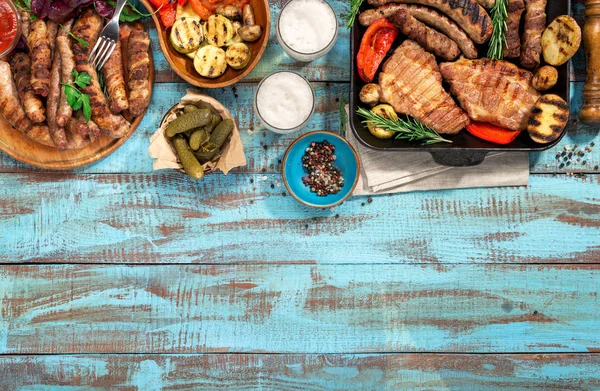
[204,14,234,47]
[359,83,382,106]
[225,43,251,69]
[466,122,521,145]
[170,17,203,54]
[166,107,212,137]
[527,94,569,144]
[172,135,205,180]
[542,15,582,66]
[368,105,397,139]
[356,18,398,83]
[216,5,242,19]
[532,66,558,91]
[237,4,262,42]
[225,21,243,46]
[194,45,227,78]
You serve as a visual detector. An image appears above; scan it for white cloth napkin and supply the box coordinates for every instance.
[345,107,530,195]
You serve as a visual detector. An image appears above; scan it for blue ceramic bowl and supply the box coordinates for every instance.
[282,131,360,209]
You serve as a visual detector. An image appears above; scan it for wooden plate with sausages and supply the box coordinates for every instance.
[0,17,154,170]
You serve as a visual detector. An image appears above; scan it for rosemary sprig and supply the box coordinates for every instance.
[357,107,452,145]
[344,0,363,28]
[487,0,509,60]
[339,96,347,137]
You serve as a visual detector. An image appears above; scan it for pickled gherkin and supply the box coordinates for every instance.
[194,142,220,163]
[172,135,205,180]
[210,119,234,149]
[166,108,212,137]
[183,105,198,114]
[189,128,210,150]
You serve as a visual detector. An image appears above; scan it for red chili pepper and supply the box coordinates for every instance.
[466,122,522,145]
[357,18,398,83]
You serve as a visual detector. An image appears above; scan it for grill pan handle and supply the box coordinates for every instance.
[429,151,488,167]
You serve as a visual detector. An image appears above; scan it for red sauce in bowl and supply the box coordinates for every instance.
[0,0,19,55]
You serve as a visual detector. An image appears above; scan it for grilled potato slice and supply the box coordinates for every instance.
[204,15,234,47]
[170,17,203,54]
[527,94,570,144]
[542,15,582,66]
[532,66,558,91]
[194,45,227,78]
[368,104,397,139]
[225,43,251,69]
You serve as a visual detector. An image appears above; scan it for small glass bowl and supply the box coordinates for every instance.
[0,0,21,58]
[276,0,339,62]
[254,71,316,134]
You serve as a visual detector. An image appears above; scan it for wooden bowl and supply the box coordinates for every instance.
[0,52,154,170]
[140,0,270,88]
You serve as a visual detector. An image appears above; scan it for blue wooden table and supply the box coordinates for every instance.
[1,0,599,389]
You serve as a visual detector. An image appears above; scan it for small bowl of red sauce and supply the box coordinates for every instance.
[0,0,20,58]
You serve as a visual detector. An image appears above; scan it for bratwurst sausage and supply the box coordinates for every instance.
[367,0,493,44]
[359,4,478,58]
[390,9,461,61]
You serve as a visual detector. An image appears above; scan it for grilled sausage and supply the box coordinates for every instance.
[19,10,30,38]
[65,114,93,149]
[359,4,478,58]
[0,61,32,133]
[26,124,55,147]
[102,41,129,114]
[520,0,547,69]
[27,19,52,97]
[390,9,461,61]
[47,20,59,52]
[10,53,45,123]
[56,19,75,127]
[503,0,525,58]
[72,9,130,138]
[47,49,68,149]
[127,28,151,117]
[367,0,493,44]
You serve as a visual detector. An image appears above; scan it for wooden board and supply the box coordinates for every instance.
[2,354,600,390]
[0,48,154,170]
[1,264,599,354]
[139,0,270,88]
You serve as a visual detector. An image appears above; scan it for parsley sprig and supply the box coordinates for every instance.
[62,70,93,122]
[60,24,89,48]
[14,0,37,20]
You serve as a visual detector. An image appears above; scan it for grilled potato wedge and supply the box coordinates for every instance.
[170,17,203,54]
[542,15,582,66]
[527,94,570,144]
[205,15,234,47]
[532,66,558,91]
[368,105,397,139]
[225,43,251,69]
[194,45,227,78]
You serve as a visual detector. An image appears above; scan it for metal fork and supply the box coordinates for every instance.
[88,0,128,70]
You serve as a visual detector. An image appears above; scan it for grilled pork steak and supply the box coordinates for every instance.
[439,58,541,131]
[378,40,470,135]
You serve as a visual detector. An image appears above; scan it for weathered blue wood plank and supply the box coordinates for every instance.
[0,173,597,263]
[0,264,599,353]
[0,82,597,174]
[1,354,600,390]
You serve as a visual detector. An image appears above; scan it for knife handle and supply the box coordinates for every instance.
[581,0,600,124]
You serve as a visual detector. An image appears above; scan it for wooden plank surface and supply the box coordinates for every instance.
[0,173,598,264]
[1,264,599,354]
[1,354,600,390]
[0,82,597,174]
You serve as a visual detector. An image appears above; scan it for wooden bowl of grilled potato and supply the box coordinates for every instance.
[140,0,270,88]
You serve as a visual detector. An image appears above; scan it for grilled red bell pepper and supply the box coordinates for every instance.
[466,122,522,145]
[150,0,177,27]
[178,0,188,6]
[356,18,398,83]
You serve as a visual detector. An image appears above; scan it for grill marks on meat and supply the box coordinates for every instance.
[127,29,151,117]
[440,58,541,131]
[72,9,130,139]
[390,8,461,61]
[56,19,75,127]
[520,0,547,69]
[359,4,478,58]
[102,40,129,114]
[27,19,52,97]
[503,0,525,58]
[367,0,493,44]
[10,53,45,123]
[0,61,33,133]
[378,40,470,135]
[47,48,68,149]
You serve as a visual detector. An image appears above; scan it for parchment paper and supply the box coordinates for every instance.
[148,89,246,175]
